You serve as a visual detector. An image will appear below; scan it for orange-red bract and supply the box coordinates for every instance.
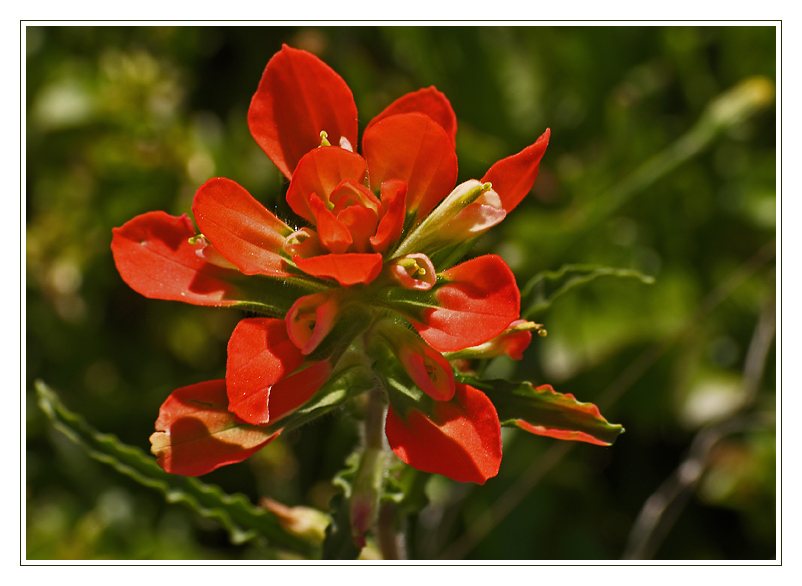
[385,383,502,484]
[413,255,521,353]
[226,318,332,425]
[192,177,293,277]
[482,128,551,212]
[248,44,359,179]
[111,211,245,307]
[150,379,278,476]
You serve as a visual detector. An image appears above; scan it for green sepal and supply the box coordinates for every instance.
[372,278,441,324]
[522,264,654,318]
[460,375,625,446]
[231,272,332,318]
[427,237,481,272]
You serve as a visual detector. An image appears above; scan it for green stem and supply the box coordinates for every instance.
[377,500,404,560]
[349,389,389,551]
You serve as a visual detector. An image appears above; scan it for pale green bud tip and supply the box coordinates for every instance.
[319,130,331,147]
[510,320,547,337]
[187,234,206,245]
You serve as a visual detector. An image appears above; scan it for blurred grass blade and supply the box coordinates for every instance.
[579,76,775,229]
[34,380,320,557]
[522,264,654,317]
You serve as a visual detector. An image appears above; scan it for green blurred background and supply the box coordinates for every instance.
[25,25,777,560]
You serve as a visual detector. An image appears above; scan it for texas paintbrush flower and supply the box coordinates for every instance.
[112,44,623,489]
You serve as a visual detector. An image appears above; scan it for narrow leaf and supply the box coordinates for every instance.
[462,376,624,446]
[522,264,654,317]
[34,380,319,556]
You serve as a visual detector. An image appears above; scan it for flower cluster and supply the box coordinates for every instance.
[112,45,621,486]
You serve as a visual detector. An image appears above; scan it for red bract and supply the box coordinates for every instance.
[150,379,278,476]
[111,44,621,489]
[226,318,332,425]
[385,383,502,484]
[111,211,246,306]
[412,254,521,353]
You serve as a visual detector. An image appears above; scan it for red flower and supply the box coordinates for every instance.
[112,45,621,486]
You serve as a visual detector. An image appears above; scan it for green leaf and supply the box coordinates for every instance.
[34,380,320,557]
[522,264,654,317]
[462,375,625,446]
[233,272,330,318]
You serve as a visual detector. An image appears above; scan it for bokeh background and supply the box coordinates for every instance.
[25,25,777,560]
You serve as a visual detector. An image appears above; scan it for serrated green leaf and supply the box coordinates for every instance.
[34,380,320,557]
[522,264,654,317]
[461,375,624,446]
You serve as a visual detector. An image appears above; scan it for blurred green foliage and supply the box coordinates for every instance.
[25,25,776,560]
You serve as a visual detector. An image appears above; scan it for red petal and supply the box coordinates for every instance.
[481,128,550,212]
[309,194,353,254]
[286,147,368,223]
[330,179,381,215]
[369,179,407,253]
[247,45,359,179]
[150,379,277,476]
[413,255,521,353]
[192,177,293,277]
[385,383,501,484]
[363,112,457,222]
[111,211,244,306]
[226,318,305,425]
[337,205,379,253]
[293,252,383,286]
[365,86,457,146]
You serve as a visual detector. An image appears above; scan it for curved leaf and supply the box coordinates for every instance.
[523,264,655,317]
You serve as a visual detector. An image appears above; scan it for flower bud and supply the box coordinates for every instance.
[384,253,437,291]
[394,180,506,257]
[398,342,455,401]
[371,321,455,402]
[261,498,330,544]
[286,290,342,355]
